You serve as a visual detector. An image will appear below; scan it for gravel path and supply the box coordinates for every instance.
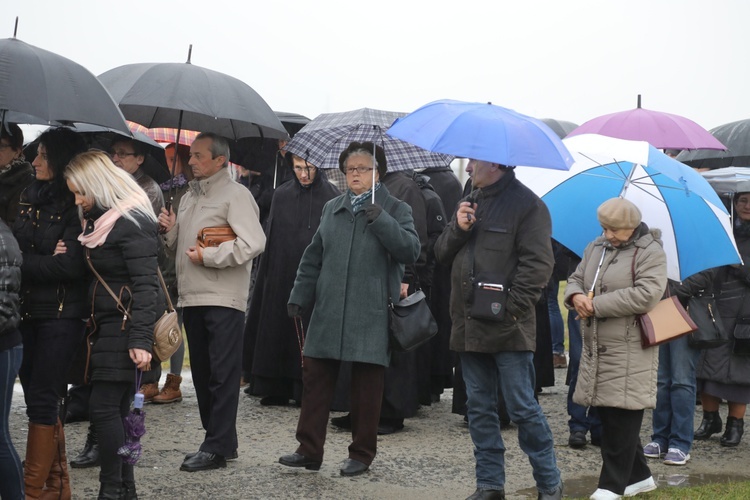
[9,368,750,499]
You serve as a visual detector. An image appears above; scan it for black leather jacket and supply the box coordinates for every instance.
[12,181,88,321]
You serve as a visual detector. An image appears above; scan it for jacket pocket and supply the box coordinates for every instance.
[481,226,512,254]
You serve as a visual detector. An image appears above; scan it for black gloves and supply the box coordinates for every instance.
[287,304,302,318]
[365,204,383,223]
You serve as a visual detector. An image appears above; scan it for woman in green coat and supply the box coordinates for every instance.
[279,142,420,477]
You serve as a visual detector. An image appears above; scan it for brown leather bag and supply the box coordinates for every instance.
[197,225,236,248]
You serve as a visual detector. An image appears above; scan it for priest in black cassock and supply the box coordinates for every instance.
[242,153,340,405]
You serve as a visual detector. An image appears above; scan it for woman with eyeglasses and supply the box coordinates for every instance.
[12,127,89,499]
[278,141,420,477]
[693,191,750,448]
[243,152,339,407]
[0,123,34,225]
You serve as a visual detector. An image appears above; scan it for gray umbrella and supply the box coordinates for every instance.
[677,119,750,169]
[540,118,579,139]
[275,111,311,138]
[0,37,130,134]
[98,51,288,141]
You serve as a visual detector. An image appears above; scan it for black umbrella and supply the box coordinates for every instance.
[0,36,130,134]
[540,118,579,139]
[98,48,288,142]
[677,119,750,169]
[275,111,311,138]
[23,124,171,183]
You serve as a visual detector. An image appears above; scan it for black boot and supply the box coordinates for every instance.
[694,411,722,440]
[98,482,124,500]
[70,424,100,468]
[123,481,138,500]
[720,417,744,447]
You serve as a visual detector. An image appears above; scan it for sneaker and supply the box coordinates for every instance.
[624,476,656,496]
[663,448,690,466]
[590,488,621,499]
[642,442,662,458]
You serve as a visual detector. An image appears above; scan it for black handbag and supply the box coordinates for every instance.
[469,272,509,322]
[733,318,750,356]
[686,292,729,349]
[389,289,438,352]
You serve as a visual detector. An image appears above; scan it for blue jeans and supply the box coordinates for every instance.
[460,351,560,493]
[0,344,23,500]
[547,281,565,354]
[650,335,700,453]
[567,315,601,436]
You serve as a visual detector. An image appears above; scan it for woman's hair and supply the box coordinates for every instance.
[65,150,157,225]
[37,127,88,197]
[1,123,24,151]
[338,141,387,178]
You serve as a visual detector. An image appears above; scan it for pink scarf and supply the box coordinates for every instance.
[78,208,123,248]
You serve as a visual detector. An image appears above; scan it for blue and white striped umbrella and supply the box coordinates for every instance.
[515,134,741,281]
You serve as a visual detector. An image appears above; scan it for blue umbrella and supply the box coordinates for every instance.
[387,99,574,170]
[515,134,741,281]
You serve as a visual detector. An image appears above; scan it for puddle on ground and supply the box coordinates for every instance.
[515,473,750,498]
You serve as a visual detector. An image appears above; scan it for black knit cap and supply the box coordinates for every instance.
[338,141,387,178]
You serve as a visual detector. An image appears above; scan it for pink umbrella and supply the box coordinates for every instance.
[567,95,726,151]
[126,121,199,146]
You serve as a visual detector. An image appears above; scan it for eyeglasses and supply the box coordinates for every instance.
[111,151,137,158]
[293,166,316,174]
[737,198,750,206]
[345,166,374,174]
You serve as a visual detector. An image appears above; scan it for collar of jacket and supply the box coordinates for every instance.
[475,168,516,199]
[188,168,231,196]
[331,183,392,215]
[596,222,662,251]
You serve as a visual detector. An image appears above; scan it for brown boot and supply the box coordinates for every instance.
[40,418,71,500]
[24,422,57,499]
[152,373,183,404]
[139,383,159,403]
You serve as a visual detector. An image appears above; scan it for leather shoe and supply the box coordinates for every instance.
[179,451,226,472]
[186,449,238,460]
[340,458,369,476]
[568,430,587,449]
[331,414,352,430]
[466,488,505,500]
[279,452,321,471]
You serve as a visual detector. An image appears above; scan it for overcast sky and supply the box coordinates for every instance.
[9,0,749,131]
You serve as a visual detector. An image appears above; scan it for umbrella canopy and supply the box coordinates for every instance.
[701,167,750,197]
[677,119,750,169]
[275,111,310,138]
[387,99,573,170]
[99,58,288,141]
[515,134,741,281]
[540,118,578,139]
[285,108,454,171]
[567,95,725,151]
[0,37,130,134]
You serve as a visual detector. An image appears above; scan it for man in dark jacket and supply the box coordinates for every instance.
[434,160,562,500]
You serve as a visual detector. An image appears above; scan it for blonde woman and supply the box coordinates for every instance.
[65,151,162,500]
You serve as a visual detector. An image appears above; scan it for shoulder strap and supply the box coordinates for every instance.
[85,248,132,321]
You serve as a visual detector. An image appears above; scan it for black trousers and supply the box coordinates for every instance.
[19,319,86,425]
[296,357,385,465]
[597,406,651,494]
[183,306,244,457]
[90,381,133,486]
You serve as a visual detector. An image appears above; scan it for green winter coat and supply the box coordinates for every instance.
[288,184,420,367]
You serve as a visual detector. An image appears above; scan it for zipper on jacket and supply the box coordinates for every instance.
[56,284,65,318]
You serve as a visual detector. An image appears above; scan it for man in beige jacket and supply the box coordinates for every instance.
[160,132,266,472]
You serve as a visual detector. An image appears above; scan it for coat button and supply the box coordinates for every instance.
[599,317,607,323]
[611,259,618,264]
[601,286,607,292]
[598,345,607,353]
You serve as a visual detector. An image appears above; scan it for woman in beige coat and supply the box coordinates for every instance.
[565,198,667,500]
